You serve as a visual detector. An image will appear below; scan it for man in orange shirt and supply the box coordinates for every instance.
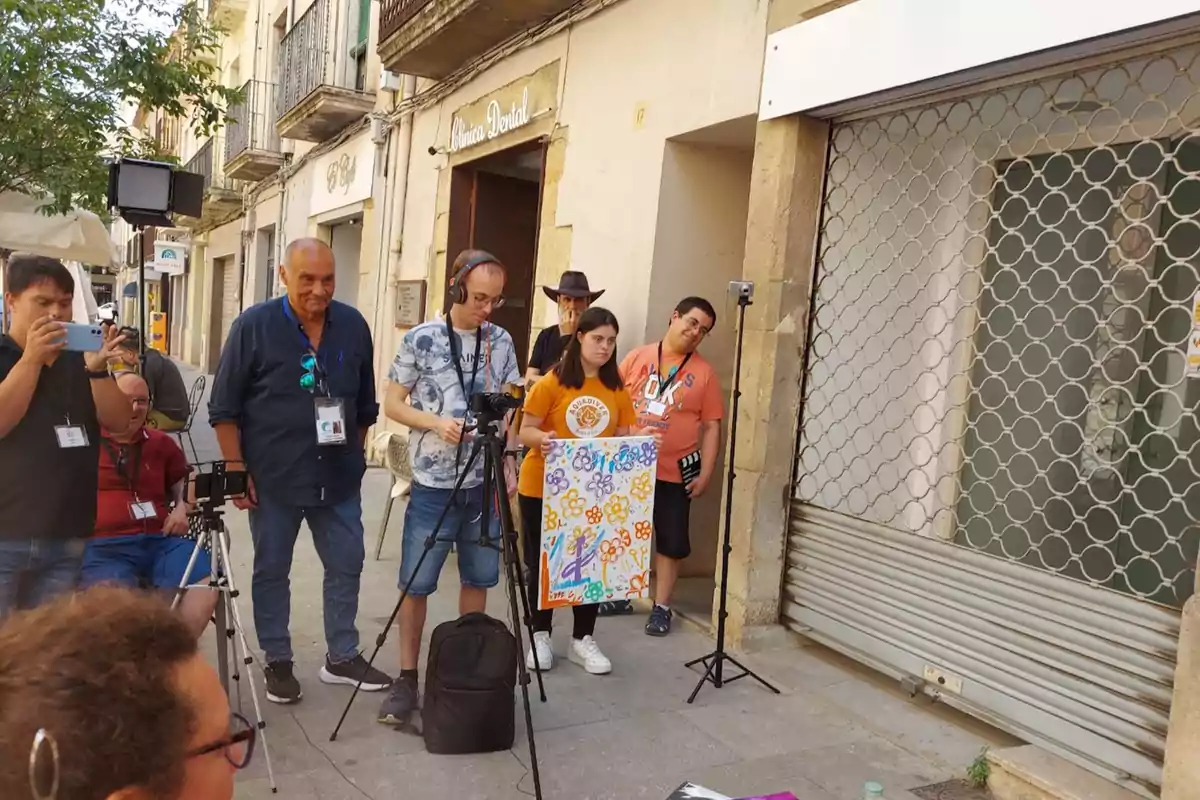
[619,297,724,636]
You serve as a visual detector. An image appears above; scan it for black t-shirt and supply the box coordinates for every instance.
[143,349,189,422]
[0,337,100,540]
[529,326,569,374]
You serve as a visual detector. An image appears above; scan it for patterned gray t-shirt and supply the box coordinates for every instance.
[388,319,520,489]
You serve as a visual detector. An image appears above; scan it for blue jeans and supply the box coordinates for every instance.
[80,534,212,590]
[399,483,502,597]
[0,539,85,618]
[249,491,365,664]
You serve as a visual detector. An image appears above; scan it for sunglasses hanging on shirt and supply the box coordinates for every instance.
[300,353,330,395]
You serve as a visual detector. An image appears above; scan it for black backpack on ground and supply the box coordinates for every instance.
[422,612,517,754]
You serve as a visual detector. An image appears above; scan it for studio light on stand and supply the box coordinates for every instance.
[683,279,781,704]
[106,158,204,364]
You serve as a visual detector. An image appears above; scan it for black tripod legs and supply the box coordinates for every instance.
[685,650,781,704]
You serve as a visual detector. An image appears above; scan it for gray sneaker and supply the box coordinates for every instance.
[264,660,303,704]
[645,604,673,636]
[377,674,419,727]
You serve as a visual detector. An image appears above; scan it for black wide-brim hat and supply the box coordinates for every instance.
[542,270,604,302]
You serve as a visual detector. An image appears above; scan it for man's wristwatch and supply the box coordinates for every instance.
[86,368,111,380]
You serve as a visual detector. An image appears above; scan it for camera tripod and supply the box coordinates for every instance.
[172,496,279,794]
[329,400,546,800]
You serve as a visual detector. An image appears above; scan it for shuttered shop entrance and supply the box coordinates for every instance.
[206,256,240,373]
[786,42,1200,797]
[218,255,239,349]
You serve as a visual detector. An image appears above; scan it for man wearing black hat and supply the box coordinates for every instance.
[524,271,604,383]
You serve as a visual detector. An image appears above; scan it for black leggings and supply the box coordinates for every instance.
[519,493,599,640]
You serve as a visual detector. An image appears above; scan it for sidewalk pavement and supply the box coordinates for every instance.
[173,360,1012,800]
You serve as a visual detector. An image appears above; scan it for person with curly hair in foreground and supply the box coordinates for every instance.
[0,586,252,800]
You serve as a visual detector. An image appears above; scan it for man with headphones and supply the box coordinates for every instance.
[377,248,521,727]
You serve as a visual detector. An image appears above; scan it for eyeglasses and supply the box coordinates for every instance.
[681,316,711,337]
[27,715,256,800]
[186,712,256,769]
[469,292,506,310]
[300,353,327,394]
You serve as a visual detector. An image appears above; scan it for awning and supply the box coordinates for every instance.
[122,281,138,298]
[0,191,117,266]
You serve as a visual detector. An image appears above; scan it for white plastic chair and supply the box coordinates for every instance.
[372,430,413,560]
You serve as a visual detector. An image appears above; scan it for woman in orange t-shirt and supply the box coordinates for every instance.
[518,307,638,676]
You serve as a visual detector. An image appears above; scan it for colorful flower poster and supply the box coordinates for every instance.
[539,436,657,610]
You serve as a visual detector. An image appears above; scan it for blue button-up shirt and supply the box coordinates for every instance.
[208,297,379,507]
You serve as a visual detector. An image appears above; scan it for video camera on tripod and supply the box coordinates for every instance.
[469,389,524,423]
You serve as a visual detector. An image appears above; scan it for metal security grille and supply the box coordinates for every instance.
[796,45,1200,609]
[785,42,1200,796]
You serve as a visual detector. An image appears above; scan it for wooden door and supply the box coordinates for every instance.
[445,157,544,373]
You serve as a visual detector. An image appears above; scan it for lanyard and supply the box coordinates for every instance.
[655,342,692,399]
[101,436,144,498]
[445,319,483,400]
[283,298,343,395]
[281,296,322,352]
[445,319,484,482]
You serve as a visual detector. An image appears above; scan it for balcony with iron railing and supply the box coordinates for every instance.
[377,0,580,79]
[276,0,375,142]
[224,80,286,181]
[180,136,243,226]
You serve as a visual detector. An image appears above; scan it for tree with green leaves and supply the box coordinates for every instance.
[0,0,240,215]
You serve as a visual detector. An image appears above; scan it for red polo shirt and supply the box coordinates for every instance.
[94,428,190,539]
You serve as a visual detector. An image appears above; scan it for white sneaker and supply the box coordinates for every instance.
[526,631,554,672]
[569,635,612,675]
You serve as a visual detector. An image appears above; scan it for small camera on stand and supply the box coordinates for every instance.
[188,461,250,510]
[729,280,755,302]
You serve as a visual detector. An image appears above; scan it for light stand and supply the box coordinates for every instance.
[137,225,147,364]
[684,283,781,704]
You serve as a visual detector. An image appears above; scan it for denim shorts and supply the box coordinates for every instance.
[399,483,501,596]
[80,534,212,591]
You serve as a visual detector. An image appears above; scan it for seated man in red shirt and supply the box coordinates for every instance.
[80,373,216,638]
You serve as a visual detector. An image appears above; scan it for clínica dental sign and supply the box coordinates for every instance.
[447,61,559,155]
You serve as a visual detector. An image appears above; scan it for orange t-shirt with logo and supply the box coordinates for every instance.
[517,372,638,498]
[619,343,724,483]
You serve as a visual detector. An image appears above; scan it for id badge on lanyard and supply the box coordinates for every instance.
[315,397,348,445]
[55,417,89,448]
[130,500,157,520]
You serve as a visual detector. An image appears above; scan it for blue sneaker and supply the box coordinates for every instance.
[645,604,672,636]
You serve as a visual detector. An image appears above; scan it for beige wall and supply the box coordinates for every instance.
[648,139,755,577]
[378,0,769,396]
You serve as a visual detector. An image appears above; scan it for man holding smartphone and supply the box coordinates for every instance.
[0,254,131,616]
[619,297,724,636]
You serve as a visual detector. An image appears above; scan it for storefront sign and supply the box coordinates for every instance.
[394,280,426,328]
[154,242,186,276]
[447,61,559,155]
[311,134,376,216]
[761,0,1200,119]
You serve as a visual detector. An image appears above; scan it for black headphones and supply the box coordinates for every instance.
[447,251,503,305]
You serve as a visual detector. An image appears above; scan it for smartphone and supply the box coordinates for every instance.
[61,322,104,352]
[189,465,249,504]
